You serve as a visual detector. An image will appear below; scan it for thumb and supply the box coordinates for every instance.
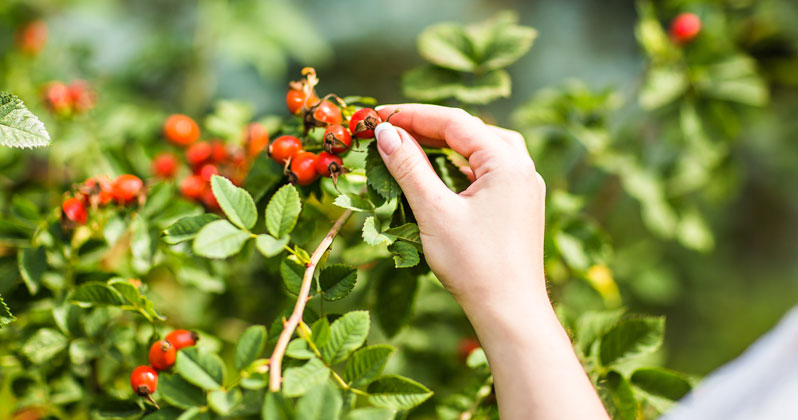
[374,122,452,210]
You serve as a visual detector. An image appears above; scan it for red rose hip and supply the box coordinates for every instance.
[269,136,303,165]
[164,114,200,146]
[165,329,199,350]
[315,152,343,178]
[670,13,701,44]
[149,340,177,371]
[289,151,319,186]
[323,125,353,154]
[112,174,144,204]
[130,365,158,396]
[62,197,88,224]
[349,108,381,139]
[152,152,179,179]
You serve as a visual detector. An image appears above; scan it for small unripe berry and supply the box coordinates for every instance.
[164,114,200,146]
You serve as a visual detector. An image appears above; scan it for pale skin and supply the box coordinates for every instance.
[373,104,610,420]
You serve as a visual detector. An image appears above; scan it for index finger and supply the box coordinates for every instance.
[376,104,506,159]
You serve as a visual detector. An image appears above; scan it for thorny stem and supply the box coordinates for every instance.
[268,208,354,391]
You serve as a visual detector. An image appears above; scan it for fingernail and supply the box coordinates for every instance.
[374,122,401,156]
[375,105,386,111]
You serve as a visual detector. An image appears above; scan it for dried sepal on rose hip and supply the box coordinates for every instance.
[285,67,320,115]
[323,124,353,154]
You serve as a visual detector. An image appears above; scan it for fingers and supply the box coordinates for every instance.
[376,104,507,159]
[374,122,454,212]
[487,125,529,154]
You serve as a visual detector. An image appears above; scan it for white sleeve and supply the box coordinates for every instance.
[659,306,798,420]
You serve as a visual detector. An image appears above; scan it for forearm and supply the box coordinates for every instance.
[461,276,609,420]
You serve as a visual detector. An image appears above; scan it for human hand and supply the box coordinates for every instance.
[374,104,547,312]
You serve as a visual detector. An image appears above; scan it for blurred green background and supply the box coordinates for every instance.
[2,0,796,388]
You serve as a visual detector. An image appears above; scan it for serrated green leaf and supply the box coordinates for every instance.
[22,328,68,364]
[599,371,638,420]
[193,220,250,259]
[235,325,267,371]
[163,214,220,244]
[286,338,315,359]
[296,382,342,420]
[71,282,127,306]
[143,407,182,420]
[108,278,165,321]
[0,92,50,149]
[575,309,625,355]
[402,66,511,105]
[283,358,331,398]
[18,246,46,295]
[343,345,394,386]
[599,317,664,366]
[384,224,420,244]
[280,257,306,296]
[208,388,242,416]
[158,373,205,409]
[333,193,375,212]
[175,347,226,390]
[365,142,402,202]
[367,375,433,410]
[245,154,284,202]
[321,311,370,365]
[375,270,418,337]
[0,293,14,328]
[388,241,420,268]
[262,392,294,420]
[417,23,476,72]
[344,407,396,420]
[266,184,302,238]
[630,368,692,401]
[319,264,358,301]
[311,318,331,349]
[433,155,470,193]
[362,216,396,246]
[470,12,537,71]
[211,175,257,230]
[255,234,289,258]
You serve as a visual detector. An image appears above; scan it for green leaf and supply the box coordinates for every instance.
[433,155,470,193]
[21,328,68,364]
[367,375,433,410]
[143,407,183,420]
[311,318,331,349]
[175,347,226,390]
[286,339,315,360]
[333,193,375,212]
[362,216,396,246]
[0,293,14,328]
[163,214,221,244]
[262,392,294,420]
[575,309,625,355]
[366,141,402,202]
[676,208,714,252]
[599,371,638,420]
[388,241,420,268]
[343,345,394,386]
[375,270,418,337]
[344,408,396,420]
[193,220,250,259]
[109,278,165,321]
[599,317,664,367]
[211,175,257,230]
[208,388,242,416]
[280,257,306,296]
[321,310,370,365]
[255,234,289,258]
[265,184,302,238]
[204,100,254,144]
[630,368,692,401]
[639,66,688,110]
[695,56,769,106]
[130,215,153,273]
[417,23,476,72]
[471,12,537,71]
[235,325,267,371]
[18,246,46,295]
[402,66,511,105]
[283,358,331,398]
[0,92,50,149]
[71,282,127,306]
[295,382,342,420]
[158,373,206,409]
[383,223,420,244]
[319,264,358,301]
[176,407,211,420]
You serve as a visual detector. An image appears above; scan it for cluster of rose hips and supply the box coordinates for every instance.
[159,114,267,210]
[61,174,145,226]
[130,330,199,406]
[669,12,701,44]
[271,67,389,186]
[16,20,47,56]
[42,80,96,116]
